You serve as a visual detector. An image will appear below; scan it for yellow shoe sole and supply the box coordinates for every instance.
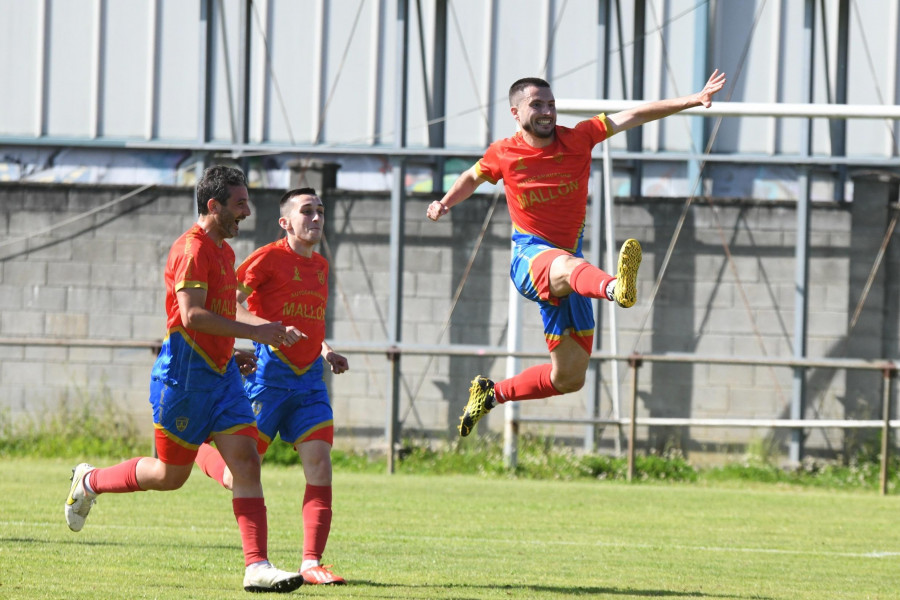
[614,239,641,308]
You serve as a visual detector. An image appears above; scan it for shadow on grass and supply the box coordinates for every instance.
[350,580,771,599]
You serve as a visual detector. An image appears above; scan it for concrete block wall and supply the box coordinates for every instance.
[1,179,897,461]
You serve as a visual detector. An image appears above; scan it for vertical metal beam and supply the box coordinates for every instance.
[90,0,104,139]
[386,0,409,474]
[602,0,625,455]
[627,0,645,197]
[481,0,497,147]
[215,0,239,145]
[199,0,214,145]
[542,0,554,81]
[583,0,612,453]
[831,0,849,201]
[687,0,709,191]
[602,141,623,456]
[584,168,602,453]
[429,0,448,192]
[145,0,160,141]
[312,0,326,143]
[35,0,49,137]
[237,0,251,145]
[249,0,270,144]
[766,0,784,154]
[367,0,385,145]
[503,271,522,469]
[888,0,900,156]
[790,0,816,465]
[879,366,894,496]
[626,355,641,481]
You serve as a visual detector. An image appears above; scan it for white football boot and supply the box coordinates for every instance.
[243,562,304,593]
[65,463,97,532]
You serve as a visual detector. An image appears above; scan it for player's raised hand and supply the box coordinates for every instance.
[697,70,726,108]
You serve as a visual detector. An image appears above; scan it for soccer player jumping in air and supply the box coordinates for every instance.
[427,70,726,437]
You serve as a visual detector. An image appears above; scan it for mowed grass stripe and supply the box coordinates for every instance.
[1,458,897,600]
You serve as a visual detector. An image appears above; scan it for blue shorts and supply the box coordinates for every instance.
[245,357,334,450]
[149,360,257,464]
[510,230,595,353]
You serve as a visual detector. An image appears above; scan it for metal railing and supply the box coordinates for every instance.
[2,337,897,493]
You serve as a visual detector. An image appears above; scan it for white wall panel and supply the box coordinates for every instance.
[844,1,898,157]
[443,0,492,149]
[0,0,41,136]
[155,0,200,141]
[321,0,396,146]
[257,0,321,144]
[44,0,95,137]
[100,0,154,138]
[207,0,244,142]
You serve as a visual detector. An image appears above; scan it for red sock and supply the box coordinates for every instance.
[88,457,144,494]
[569,262,615,300]
[494,364,561,402]
[302,484,333,562]
[195,442,228,488]
[234,497,268,566]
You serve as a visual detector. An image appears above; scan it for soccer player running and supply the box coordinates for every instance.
[194,187,349,585]
[427,70,726,437]
[65,165,306,593]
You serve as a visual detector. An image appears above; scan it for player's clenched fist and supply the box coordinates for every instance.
[426,200,448,221]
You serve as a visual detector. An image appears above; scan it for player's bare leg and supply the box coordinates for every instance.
[549,336,591,393]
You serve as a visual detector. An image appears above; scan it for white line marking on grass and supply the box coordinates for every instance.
[377,533,900,560]
[6,521,899,559]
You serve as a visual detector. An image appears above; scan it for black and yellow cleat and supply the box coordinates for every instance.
[458,376,495,437]
[613,239,642,308]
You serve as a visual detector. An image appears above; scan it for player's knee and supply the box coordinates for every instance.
[228,454,261,480]
[157,469,191,491]
[553,372,586,394]
[303,456,333,485]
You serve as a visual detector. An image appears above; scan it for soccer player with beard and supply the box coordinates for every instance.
[194,188,349,585]
[427,71,726,437]
[65,165,305,593]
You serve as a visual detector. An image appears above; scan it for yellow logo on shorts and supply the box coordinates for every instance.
[251,400,262,416]
[175,417,189,432]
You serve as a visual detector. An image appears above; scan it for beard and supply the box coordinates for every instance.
[521,119,554,139]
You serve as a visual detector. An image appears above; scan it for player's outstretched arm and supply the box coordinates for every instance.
[607,69,726,135]
[426,165,484,221]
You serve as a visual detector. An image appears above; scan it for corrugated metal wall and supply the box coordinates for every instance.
[1,0,898,163]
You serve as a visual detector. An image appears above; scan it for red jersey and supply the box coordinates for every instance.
[475,114,612,252]
[237,238,329,378]
[152,224,239,389]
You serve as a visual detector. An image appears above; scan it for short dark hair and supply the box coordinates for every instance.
[279,187,318,207]
[509,77,551,106]
[196,165,247,215]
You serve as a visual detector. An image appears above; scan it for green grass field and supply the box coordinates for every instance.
[1,458,897,599]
